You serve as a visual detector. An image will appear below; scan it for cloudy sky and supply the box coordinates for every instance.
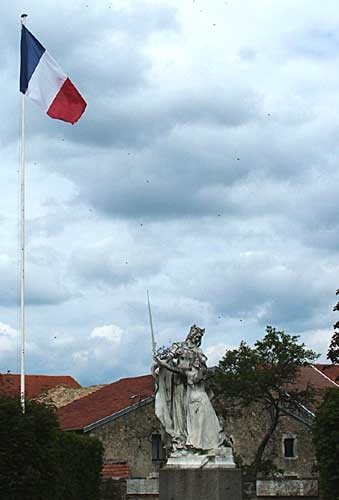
[0,0,338,385]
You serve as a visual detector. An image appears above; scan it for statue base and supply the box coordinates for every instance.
[159,468,242,500]
[165,447,236,469]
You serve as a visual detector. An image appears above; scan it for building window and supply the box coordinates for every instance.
[152,434,164,461]
[283,437,296,458]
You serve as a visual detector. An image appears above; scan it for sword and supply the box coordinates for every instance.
[147,290,157,357]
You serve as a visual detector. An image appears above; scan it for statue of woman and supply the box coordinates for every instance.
[153,325,227,457]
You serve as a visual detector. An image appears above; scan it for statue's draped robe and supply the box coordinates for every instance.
[154,343,225,453]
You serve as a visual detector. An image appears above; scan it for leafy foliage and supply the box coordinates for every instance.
[312,388,339,500]
[328,331,339,363]
[328,331,339,364]
[57,431,103,500]
[328,289,339,363]
[0,397,103,500]
[215,326,318,477]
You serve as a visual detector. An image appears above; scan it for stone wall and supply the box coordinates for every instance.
[243,479,319,499]
[91,396,319,500]
[127,478,159,499]
[90,401,163,478]
[100,477,319,500]
[91,398,316,480]
[101,478,160,500]
[262,415,316,477]
[220,401,317,477]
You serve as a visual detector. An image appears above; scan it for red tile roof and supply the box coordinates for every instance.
[101,462,131,479]
[56,365,339,432]
[0,374,81,399]
[287,365,339,411]
[293,365,339,391]
[314,364,339,384]
[58,374,154,431]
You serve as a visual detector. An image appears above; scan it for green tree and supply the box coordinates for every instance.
[0,397,103,500]
[329,289,339,363]
[0,397,60,500]
[328,331,339,363]
[215,326,318,477]
[313,388,339,500]
[57,431,103,500]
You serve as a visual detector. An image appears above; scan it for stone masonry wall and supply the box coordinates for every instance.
[90,401,163,478]
[92,398,316,480]
[217,400,317,477]
[243,479,319,500]
[264,415,316,477]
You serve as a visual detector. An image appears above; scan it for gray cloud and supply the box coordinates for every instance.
[0,247,73,307]
[0,0,337,384]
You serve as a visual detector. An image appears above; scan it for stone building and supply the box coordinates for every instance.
[57,374,161,499]
[3,366,337,498]
[57,375,162,478]
[221,365,339,478]
[55,365,338,499]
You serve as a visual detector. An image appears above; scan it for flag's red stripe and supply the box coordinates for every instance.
[47,78,86,124]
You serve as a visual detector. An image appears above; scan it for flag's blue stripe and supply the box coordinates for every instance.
[20,25,46,94]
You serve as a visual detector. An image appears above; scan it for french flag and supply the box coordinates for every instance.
[20,25,86,125]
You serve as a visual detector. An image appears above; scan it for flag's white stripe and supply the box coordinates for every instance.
[26,51,67,112]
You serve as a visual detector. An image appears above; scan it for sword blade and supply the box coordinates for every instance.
[147,290,157,355]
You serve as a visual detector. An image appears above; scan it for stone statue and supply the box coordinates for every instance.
[153,325,235,467]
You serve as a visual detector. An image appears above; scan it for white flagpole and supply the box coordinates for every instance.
[20,13,28,414]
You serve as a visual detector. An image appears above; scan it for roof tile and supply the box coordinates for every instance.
[57,374,154,431]
[293,365,339,391]
[57,365,338,432]
[101,462,131,479]
[314,364,339,384]
[0,374,81,399]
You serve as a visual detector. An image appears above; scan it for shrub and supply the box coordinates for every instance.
[312,388,339,500]
[57,431,103,500]
[0,397,103,500]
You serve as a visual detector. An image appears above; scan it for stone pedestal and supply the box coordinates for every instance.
[165,446,236,470]
[159,468,242,500]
